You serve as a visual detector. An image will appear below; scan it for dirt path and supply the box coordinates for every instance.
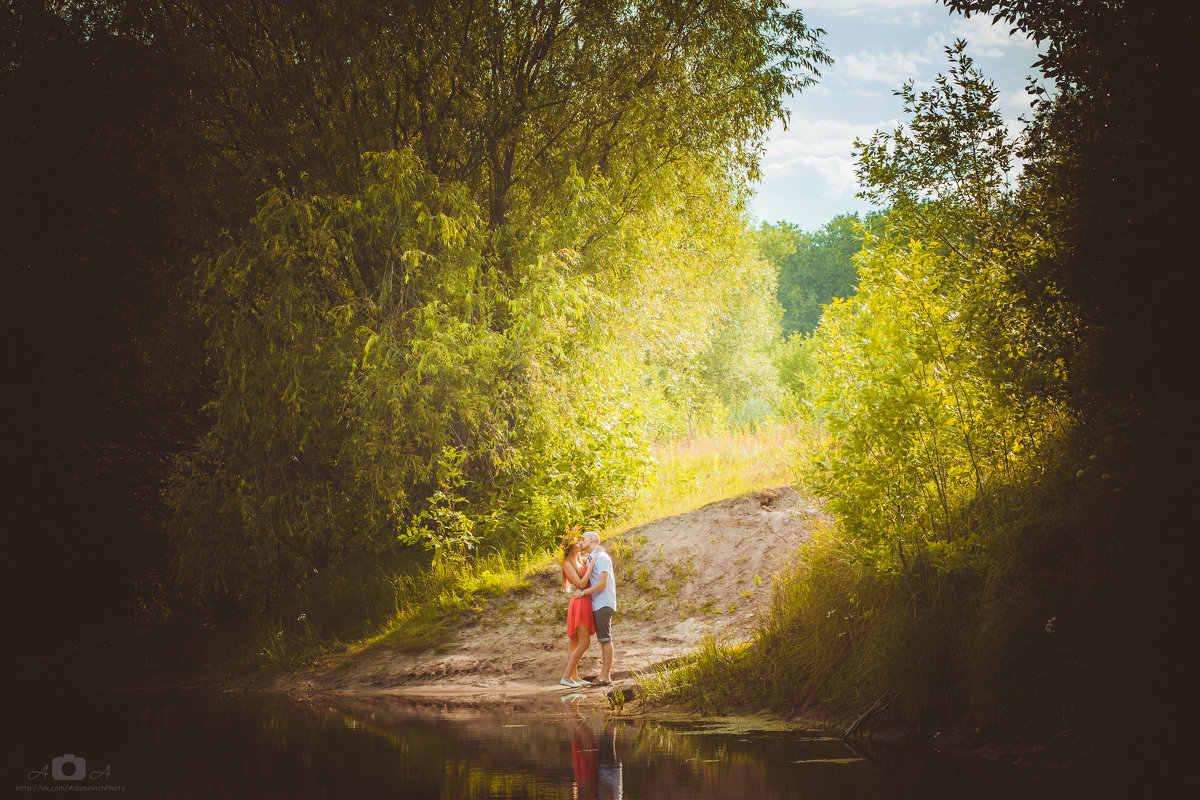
[281,487,827,705]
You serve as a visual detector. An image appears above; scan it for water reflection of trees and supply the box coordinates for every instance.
[262,695,1089,800]
[321,696,894,799]
[25,692,1091,798]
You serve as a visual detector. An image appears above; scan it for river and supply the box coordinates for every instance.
[11,687,1123,797]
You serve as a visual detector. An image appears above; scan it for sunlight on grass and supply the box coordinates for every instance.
[333,549,540,663]
[614,423,798,533]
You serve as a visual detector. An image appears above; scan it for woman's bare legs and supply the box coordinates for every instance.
[562,629,584,682]
[565,632,590,682]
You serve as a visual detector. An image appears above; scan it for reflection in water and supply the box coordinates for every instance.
[565,693,621,800]
[9,687,1128,798]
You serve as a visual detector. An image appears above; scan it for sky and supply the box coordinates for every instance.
[750,0,1043,232]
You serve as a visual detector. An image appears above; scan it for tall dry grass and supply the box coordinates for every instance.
[620,423,797,528]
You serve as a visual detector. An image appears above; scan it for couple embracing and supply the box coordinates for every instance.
[559,528,616,688]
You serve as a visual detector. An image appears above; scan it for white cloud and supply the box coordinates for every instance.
[796,0,931,13]
[762,117,900,197]
[999,87,1039,114]
[878,9,935,26]
[785,0,937,25]
[768,155,856,198]
[838,49,931,85]
[769,118,897,160]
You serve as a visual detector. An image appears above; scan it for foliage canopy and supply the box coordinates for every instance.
[157,1,826,613]
[797,42,1074,572]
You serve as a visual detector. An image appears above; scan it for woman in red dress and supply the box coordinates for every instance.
[560,528,596,688]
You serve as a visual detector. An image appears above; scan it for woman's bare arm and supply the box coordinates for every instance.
[565,559,590,589]
[566,561,595,592]
[577,570,607,596]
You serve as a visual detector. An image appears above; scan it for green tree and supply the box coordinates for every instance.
[168,147,794,614]
[157,0,830,267]
[932,0,1199,757]
[806,239,1062,568]
[652,2,1198,760]
[854,41,1073,405]
[759,212,881,336]
[805,43,1065,568]
[942,0,1195,416]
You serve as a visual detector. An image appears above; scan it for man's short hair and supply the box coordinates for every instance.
[582,530,600,544]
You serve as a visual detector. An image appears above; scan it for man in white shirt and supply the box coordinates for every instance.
[576,530,617,685]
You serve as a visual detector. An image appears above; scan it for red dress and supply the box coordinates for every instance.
[567,595,595,637]
[565,563,596,637]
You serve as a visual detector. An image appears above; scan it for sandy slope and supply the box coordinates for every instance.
[282,487,827,703]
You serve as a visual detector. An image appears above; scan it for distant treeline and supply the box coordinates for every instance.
[759,212,884,337]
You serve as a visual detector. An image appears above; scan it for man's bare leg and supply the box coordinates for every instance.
[598,641,613,682]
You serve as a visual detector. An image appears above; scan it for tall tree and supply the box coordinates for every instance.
[759,212,881,336]
[937,0,1197,415]
[936,0,1200,755]
[156,0,830,265]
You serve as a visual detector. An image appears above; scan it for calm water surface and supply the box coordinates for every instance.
[10,687,1121,798]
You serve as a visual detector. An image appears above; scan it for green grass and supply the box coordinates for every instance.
[366,550,538,653]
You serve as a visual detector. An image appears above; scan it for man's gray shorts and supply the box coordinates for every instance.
[593,606,614,643]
